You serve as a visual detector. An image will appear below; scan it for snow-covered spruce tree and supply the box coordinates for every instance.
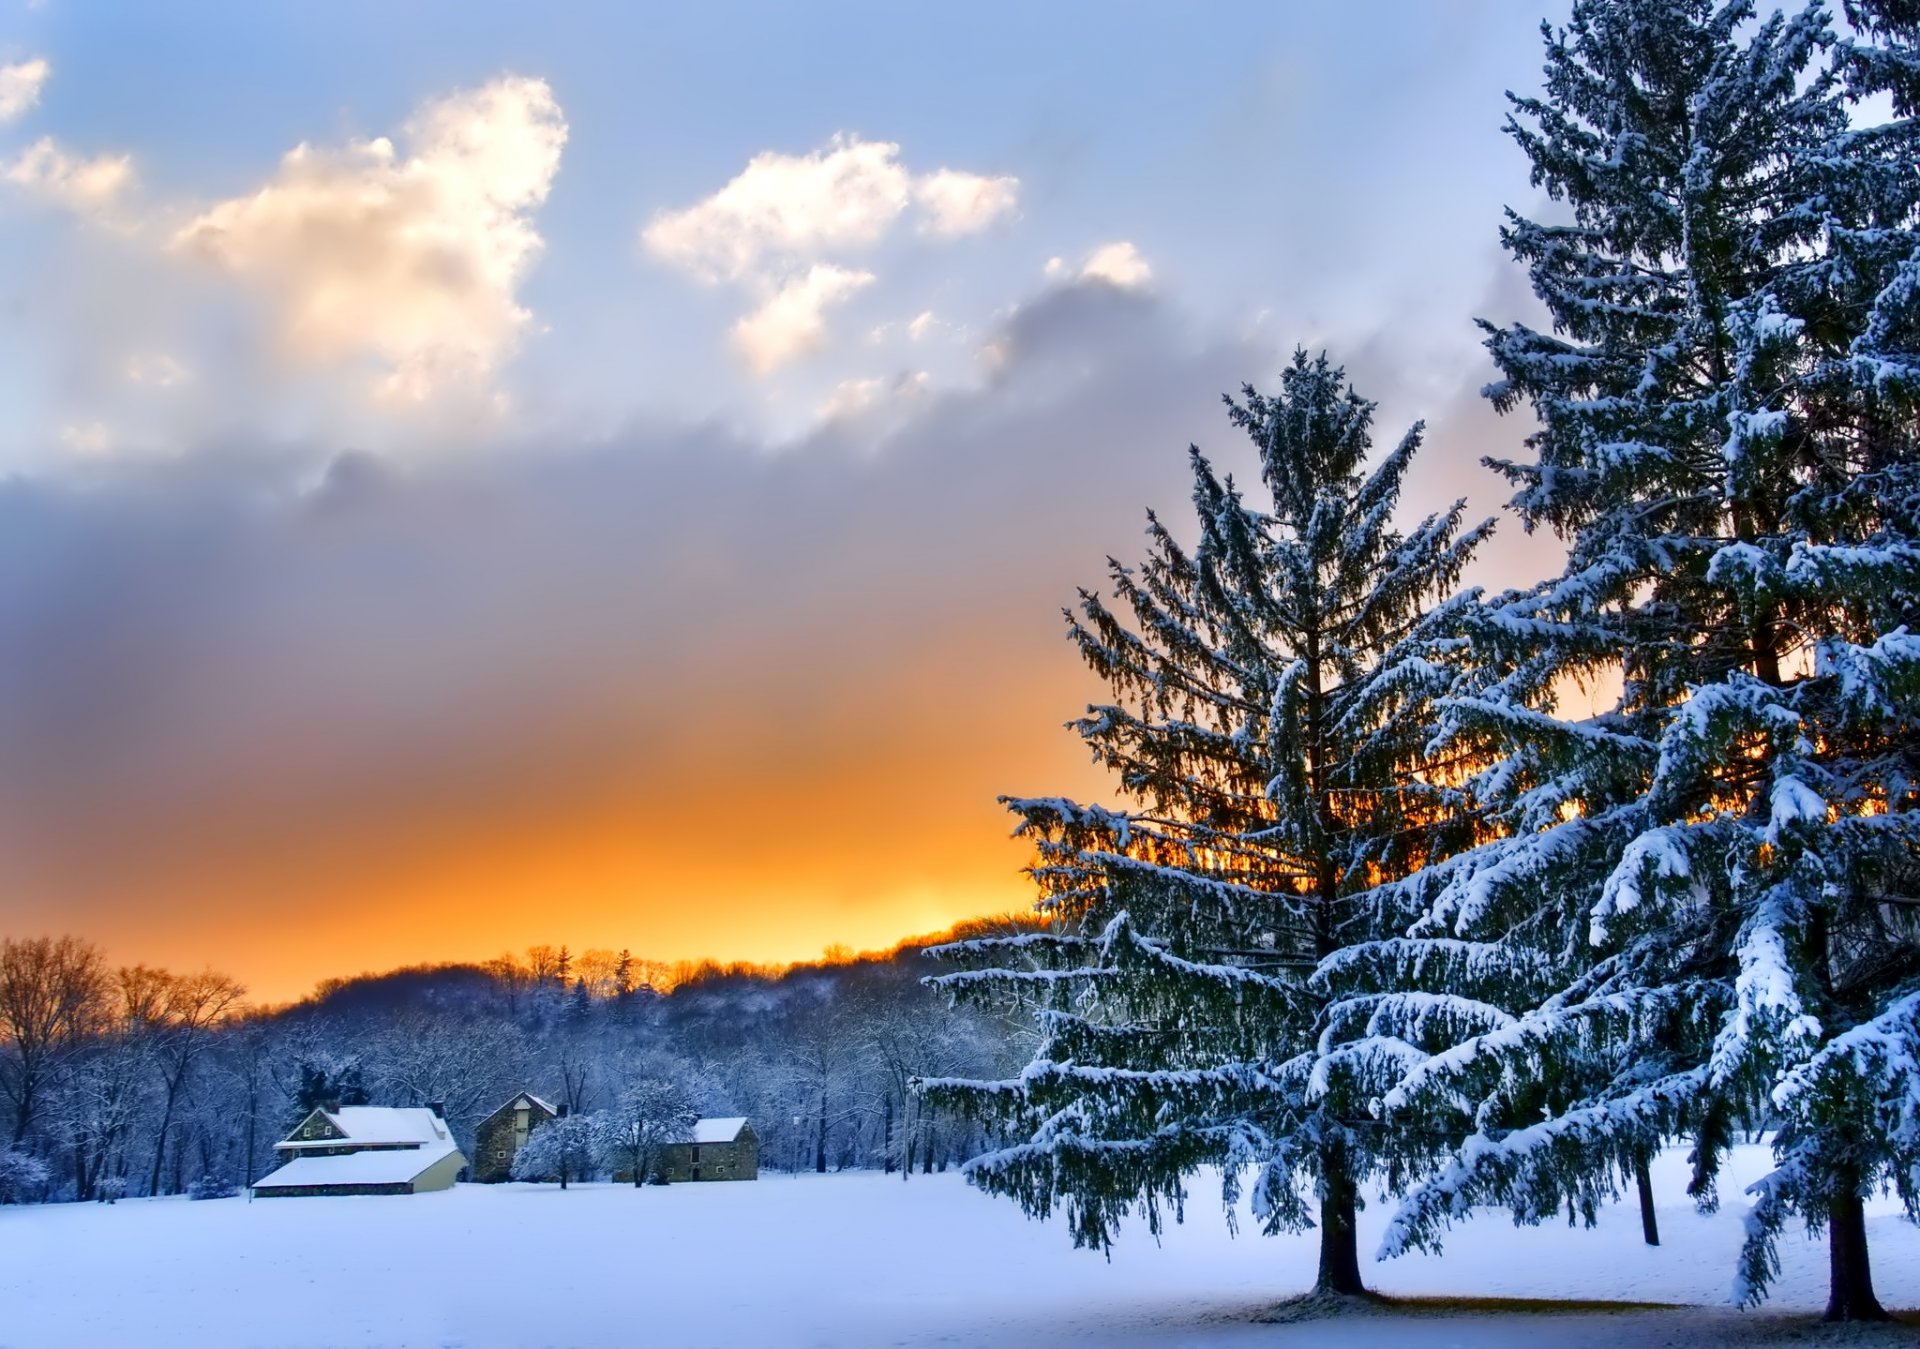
[1367,0,1920,1322]
[919,352,1489,1300]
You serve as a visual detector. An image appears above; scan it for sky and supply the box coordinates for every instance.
[0,1,1573,1004]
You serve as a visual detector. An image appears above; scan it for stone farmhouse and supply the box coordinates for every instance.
[251,1104,467,1197]
[660,1116,757,1182]
[478,1086,759,1184]
[472,1090,560,1182]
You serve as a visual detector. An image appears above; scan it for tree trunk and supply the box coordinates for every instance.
[1635,1151,1660,1247]
[1825,1186,1888,1322]
[814,1094,828,1174]
[149,1078,181,1197]
[882,1095,896,1174]
[1315,1148,1366,1297]
[243,1106,257,1188]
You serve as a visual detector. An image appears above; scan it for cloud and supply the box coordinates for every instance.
[4,137,134,222]
[170,75,566,404]
[56,420,112,455]
[1080,241,1151,289]
[730,263,875,374]
[125,354,190,388]
[0,56,49,123]
[913,168,1018,236]
[0,285,1288,994]
[643,135,913,283]
[642,134,1018,373]
[816,369,929,421]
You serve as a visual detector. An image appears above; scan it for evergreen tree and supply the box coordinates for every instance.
[922,352,1488,1299]
[1370,0,1920,1321]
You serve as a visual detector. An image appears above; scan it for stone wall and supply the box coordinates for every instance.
[659,1130,758,1182]
[472,1096,556,1182]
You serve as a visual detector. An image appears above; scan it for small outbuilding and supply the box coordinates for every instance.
[251,1105,466,1198]
[660,1116,757,1182]
[472,1090,561,1182]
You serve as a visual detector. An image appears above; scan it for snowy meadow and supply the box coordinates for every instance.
[6,1146,1914,1349]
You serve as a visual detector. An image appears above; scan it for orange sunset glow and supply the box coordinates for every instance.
[0,3,1562,1007]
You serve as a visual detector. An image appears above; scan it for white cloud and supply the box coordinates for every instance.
[908,310,938,341]
[5,137,134,222]
[126,354,190,388]
[730,263,875,374]
[0,57,49,124]
[1079,241,1151,289]
[58,420,112,455]
[913,168,1018,236]
[1043,256,1066,279]
[643,135,1019,283]
[817,375,886,420]
[816,369,930,422]
[644,135,1018,375]
[171,75,566,404]
[643,135,913,283]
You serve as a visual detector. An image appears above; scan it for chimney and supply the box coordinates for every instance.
[321,1098,340,1114]
[427,1101,445,1119]
[558,1103,571,1118]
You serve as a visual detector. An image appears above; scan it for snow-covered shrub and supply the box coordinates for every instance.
[0,1148,50,1204]
[187,1174,240,1200]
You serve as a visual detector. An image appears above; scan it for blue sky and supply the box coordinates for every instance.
[0,1,1578,996]
[1,0,1564,459]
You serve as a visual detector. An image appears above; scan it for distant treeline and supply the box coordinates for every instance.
[0,918,1035,1203]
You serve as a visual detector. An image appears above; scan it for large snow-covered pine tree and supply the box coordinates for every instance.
[921,352,1489,1298]
[1369,0,1920,1321]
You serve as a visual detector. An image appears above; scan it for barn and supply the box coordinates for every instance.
[659,1116,757,1182]
[471,1090,560,1182]
[251,1105,467,1198]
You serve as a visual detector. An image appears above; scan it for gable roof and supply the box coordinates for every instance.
[684,1116,749,1144]
[484,1090,558,1121]
[252,1137,463,1190]
[277,1106,453,1151]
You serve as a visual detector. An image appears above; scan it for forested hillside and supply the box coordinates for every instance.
[0,923,1029,1203]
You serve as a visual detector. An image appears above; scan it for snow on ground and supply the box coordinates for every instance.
[4,1144,1915,1348]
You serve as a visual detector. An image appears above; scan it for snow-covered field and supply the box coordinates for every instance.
[5,1144,1914,1349]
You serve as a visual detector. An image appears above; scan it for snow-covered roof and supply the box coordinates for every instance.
[683,1117,749,1144]
[490,1091,557,1117]
[253,1139,463,1190]
[278,1106,454,1151]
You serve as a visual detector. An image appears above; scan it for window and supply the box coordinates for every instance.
[691,1145,701,1162]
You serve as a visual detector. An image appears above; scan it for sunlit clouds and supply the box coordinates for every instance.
[731,262,876,374]
[913,167,1020,237]
[0,55,48,123]
[643,133,1018,374]
[172,76,567,405]
[0,2,1572,1001]
[5,135,133,223]
[1047,241,1152,290]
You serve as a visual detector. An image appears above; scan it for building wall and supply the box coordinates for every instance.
[411,1149,467,1193]
[472,1098,555,1182]
[253,1181,412,1198]
[659,1131,758,1182]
